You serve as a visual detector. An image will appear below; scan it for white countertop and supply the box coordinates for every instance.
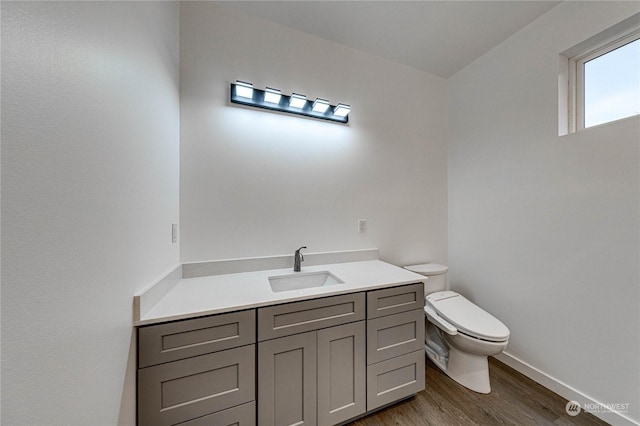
[137,260,425,326]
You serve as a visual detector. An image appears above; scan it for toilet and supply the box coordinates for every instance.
[404,263,510,394]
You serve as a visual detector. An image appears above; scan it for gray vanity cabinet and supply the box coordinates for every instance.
[257,293,367,426]
[136,282,426,426]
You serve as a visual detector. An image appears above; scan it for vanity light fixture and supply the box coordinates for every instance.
[229,81,350,124]
[264,87,282,104]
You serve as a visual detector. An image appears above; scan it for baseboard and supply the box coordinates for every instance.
[494,352,639,426]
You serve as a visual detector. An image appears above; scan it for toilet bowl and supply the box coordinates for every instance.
[404,264,510,394]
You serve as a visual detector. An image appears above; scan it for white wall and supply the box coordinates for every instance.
[1,2,180,424]
[179,3,448,267]
[448,2,639,424]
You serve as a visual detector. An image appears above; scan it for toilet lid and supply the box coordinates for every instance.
[426,291,510,342]
[404,263,448,276]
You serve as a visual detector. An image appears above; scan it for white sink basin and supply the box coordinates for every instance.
[269,271,345,293]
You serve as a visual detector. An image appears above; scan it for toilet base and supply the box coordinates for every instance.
[427,344,491,394]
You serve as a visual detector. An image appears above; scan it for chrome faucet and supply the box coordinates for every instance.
[294,246,307,272]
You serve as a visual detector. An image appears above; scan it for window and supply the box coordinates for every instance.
[577,32,640,129]
[560,15,640,134]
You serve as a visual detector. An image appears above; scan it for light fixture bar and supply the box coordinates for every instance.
[230,83,349,124]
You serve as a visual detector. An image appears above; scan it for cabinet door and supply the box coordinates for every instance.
[258,331,317,426]
[317,321,366,426]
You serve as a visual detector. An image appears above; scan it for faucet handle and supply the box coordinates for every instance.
[296,246,307,259]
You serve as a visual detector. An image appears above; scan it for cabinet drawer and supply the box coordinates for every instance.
[367,283,424,319]
[138,310,255,368]
[138,345,255,426]
[179,401,256,426]
[367,309,425,365]
[258,292,365,341]
[366,349,425,411]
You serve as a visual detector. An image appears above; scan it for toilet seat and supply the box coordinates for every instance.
[426,291,510,342]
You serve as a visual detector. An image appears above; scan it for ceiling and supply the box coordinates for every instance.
[224,1,561,78]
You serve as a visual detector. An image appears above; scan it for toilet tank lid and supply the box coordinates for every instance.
[404,263,448,276]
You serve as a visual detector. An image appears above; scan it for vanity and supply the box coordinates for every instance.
[134,250,426,426]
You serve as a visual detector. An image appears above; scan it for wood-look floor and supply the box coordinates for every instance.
[350,357,609,426]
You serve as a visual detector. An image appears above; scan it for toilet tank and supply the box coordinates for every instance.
[404,263,449,295]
